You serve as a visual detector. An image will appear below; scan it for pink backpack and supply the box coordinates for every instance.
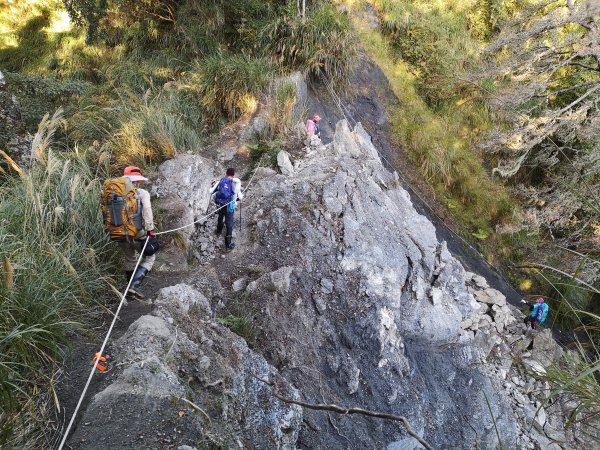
[306,119,316,137]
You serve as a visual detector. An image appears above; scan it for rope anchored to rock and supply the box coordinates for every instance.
[57,155,266,450]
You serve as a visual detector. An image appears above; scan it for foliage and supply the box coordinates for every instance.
[480,0,600,242]
[263,2,359,86]
[374,0,476,106]
[62,0,108,42]
[217,295,258,348]
[268,79,299,137]
[194,53,274,127]
[352,1,515,234]
[0,110,117,446]
[3,72,87,129]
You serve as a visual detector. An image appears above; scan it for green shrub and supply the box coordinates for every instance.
[374,0,476,107]
[195,53,274,127]
[262,2,359,86]
[217,295,258,348]
[0,110,117,445]
[268,79,298,137]
[4,72,88,131]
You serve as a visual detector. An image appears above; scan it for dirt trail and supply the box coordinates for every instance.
[55,270,188,448]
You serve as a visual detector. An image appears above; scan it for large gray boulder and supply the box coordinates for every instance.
[152,154,217,271]
[69,284,302,449]
[238,120,518,449]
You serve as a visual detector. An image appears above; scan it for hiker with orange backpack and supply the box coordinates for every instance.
[101,166,158,299]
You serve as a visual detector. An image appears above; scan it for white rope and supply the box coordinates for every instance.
[57,237,149,450]
[57,155,266,448]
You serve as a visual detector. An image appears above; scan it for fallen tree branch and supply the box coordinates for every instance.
[253,375,435,450]
[515,263,600,294]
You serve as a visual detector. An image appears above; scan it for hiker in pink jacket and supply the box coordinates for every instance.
[306,114,321,139]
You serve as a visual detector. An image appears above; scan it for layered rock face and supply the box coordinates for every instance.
[231,120,519,448]
[70,119,579,449]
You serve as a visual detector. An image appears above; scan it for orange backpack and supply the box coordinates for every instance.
[100,177,143,241]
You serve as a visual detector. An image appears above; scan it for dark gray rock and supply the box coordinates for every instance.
[70,284,302,449]
[0,70,31,169]
[238,120,519,449]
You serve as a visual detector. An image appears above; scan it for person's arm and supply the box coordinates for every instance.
[209,179,219,195]
[232,178,244,200]
[137,189,154,231]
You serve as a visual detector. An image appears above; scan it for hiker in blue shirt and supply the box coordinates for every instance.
[521,297,549,329]
[210,168,243,250]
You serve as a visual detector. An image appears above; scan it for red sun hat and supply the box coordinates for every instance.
[123,166,148,182]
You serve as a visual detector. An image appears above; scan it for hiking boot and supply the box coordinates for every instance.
[226,243,235,250]
[127,287,145,300]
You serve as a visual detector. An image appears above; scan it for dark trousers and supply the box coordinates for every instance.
[216,206,235,246]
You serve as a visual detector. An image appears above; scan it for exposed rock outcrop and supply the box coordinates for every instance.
[70,118,582,449]
[218,119,580,449]
[0,70,32,169]
[69,284,302,449]
[217,120,517,449]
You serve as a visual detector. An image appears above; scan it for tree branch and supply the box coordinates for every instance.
[253,375,435,450]
[514,263,600,294]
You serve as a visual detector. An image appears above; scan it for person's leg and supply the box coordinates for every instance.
[224,209,235,248]
[120,241,138,273]
[216,207,225,234]
[131,240,154,289]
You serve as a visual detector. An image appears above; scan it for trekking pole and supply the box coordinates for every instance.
[239,200,242,232]
[205,193,213,214]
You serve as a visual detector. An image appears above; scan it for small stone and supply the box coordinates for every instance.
[313,295,327,314]
[320,278,334,294]
[232,277,248,292]
[472,274,489,289]
[474,288,506,306]
[277,150,294,176]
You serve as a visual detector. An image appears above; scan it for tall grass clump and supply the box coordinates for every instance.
[195,53,274,127]
[69,84,205,166]
[268,79,299,137]
[350,1,515,235]
[262,2,359,86]
[0,110,116,446]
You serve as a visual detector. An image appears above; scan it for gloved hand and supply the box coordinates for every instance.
[520,299,527,304]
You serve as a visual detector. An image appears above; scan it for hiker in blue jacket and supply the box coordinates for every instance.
[521,297,549,329]
[210,168,243,250]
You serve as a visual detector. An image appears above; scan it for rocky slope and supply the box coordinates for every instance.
[67,119,582,449]
[0,70,31,169]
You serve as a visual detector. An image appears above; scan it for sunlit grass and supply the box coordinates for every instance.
[0,109,118,447]
[350,0,515,234]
